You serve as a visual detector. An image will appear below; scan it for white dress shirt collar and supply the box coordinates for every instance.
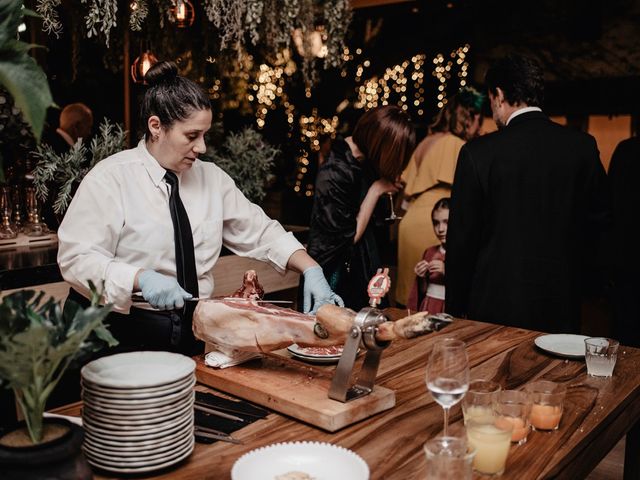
[56,128,75,147]
[506,106,543,126]
[136,138,171,187]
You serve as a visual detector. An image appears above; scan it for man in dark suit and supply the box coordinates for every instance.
[445,54,610,333]
[41,102,93,154]
[609,136,640,347]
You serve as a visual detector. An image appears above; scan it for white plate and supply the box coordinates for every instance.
[82,386,194,409]
[534,334,590,358]
[231,441,369,480]
[81,351,195,388]
[82,413,193,439]
[83,423,191,449]
[81,394,193,418]
[85,438,194,473]
[287,344,344,359]
[84,429,192,454]
[81,374,194,398]
[83,433,193,462]
[82,399,192,426]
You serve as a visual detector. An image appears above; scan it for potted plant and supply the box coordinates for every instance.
[0,285,117,479]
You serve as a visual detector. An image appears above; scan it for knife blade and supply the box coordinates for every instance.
[194,403,245,422]
[222,298,293,305]
[131,294,292,305]
[194,426,243,444]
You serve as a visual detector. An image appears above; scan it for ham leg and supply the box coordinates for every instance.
[192,299,350,353]
[193,300,450,353]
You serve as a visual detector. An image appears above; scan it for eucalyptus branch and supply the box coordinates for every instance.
[36,0,63,38]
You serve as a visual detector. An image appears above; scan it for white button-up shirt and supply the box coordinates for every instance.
[57,140,303,313]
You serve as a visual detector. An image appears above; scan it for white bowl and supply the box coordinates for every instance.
[231,441,369,480]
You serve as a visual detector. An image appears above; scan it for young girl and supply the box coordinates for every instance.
[407,198,449,313]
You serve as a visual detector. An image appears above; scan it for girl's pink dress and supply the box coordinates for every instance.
[407,245,445,313]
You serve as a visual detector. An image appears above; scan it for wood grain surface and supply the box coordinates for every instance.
[53,310,640,480]
[195,353,396,432]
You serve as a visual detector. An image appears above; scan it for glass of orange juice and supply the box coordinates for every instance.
[461,380,501,425]
[494,390,532,444]
[524,380,566,431]
[466,417,513,476]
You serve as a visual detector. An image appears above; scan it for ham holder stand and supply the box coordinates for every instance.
[328,268,452,403]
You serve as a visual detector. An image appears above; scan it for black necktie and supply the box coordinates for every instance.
[164,171,199,298]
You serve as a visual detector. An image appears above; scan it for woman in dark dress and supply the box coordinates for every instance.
[306,106,416,310]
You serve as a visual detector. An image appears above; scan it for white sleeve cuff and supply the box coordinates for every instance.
[265,232,305,273]
[104,261,140,312]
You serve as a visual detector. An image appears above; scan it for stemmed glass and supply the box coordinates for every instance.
[384,192,402,222]
[426,338,470,436]
[0,186,17,239]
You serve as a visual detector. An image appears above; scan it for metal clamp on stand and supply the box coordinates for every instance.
[328,268,392,403]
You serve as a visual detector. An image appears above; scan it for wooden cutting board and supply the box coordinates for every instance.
[195,353,396,432]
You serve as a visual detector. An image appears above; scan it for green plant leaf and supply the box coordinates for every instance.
[0,0,54,141]
[0,51,53,141]
[0,286,117,443]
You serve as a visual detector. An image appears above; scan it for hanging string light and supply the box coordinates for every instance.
[174,0,195,28]
[131,50,158,84]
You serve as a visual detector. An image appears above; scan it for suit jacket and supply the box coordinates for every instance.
[445,111,610,333]
[609,136,640,277]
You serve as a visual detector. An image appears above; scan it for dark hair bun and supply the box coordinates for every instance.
[144,61,178,87]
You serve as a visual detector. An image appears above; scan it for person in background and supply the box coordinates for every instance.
[396,87,484,307]
[608,135,640,347]
[57,61,342,357]
[407,197,450,313]
[446,54,610,333]
[41,102,94,154]
[305,105,416,310]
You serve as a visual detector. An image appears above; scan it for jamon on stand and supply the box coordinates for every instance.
[192,301,450,353]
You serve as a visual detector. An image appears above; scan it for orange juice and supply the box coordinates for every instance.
[495,415,529,443]
[530,404,562,430]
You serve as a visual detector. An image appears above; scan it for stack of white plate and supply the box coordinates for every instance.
[80,351,196,474]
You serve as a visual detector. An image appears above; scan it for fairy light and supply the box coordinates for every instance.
[293,109,339,196]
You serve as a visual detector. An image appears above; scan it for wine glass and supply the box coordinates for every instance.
[426,338,470,436]
[384,192,402,222]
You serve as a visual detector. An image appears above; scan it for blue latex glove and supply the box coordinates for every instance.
[302,265,345,314]
[138,270,192,310]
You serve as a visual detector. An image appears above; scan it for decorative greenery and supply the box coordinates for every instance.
[32,118,126,214]
[0,0,55,141]
[35,0,352,87]
[0,284,117,444]
[202,127,279,204]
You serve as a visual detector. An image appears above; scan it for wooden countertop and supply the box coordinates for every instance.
[54,310,640,479]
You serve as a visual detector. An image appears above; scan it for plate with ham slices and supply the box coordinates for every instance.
[287,344,346,363]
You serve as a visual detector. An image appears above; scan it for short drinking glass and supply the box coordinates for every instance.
[584,337,619,377]
[525,380,566,431]
[466,417,513,476]
[424,436,475,480]
[462,379,501,424]
[494,390,532,445]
